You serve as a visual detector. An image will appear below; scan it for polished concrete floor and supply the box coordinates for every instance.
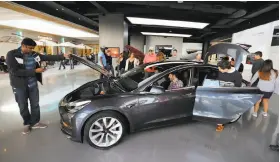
[0,65,279,162]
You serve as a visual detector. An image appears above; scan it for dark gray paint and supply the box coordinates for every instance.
[59,64,262,143]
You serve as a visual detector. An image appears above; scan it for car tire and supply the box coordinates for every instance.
[84,111,127,149]
[228,114,242,124]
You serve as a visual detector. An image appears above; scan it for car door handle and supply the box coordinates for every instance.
[126,103,137,108]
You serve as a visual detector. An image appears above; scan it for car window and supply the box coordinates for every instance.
[194,67,219,86]
[144,68,192,92]
[118,63,187,91]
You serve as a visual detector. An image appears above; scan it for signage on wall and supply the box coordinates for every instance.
[107,47,120,58]
[38,35,52,41]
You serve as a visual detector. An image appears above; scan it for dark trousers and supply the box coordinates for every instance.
[106,65,115,76]
[0,64,8,72]
[59,60,65,70]
[100,65,114,79]
[12,86,40,126]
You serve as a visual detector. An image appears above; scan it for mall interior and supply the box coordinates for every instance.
[0,1,279,162]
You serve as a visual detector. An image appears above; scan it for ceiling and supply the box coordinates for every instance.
[13,1,279,42]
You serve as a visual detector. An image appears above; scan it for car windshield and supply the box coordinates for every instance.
[116,63,181,91]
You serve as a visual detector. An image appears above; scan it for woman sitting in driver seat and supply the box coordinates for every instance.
[168,72,183,90]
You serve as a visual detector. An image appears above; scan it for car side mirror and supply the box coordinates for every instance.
[150,85,165,94]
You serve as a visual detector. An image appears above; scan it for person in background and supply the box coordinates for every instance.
[58,50,66,70]
[217,59,243,87]
[98,46,107,78]
[0,56,8,72]
[116,53,126,76]
[251,51,264,87]
[230,58,244,73]
[216,59,243,132]
[168,72,184,90]
[192,53,203,62]
[143,47,157,78]
[157,51,166,62]
[104,48,115,76]
[251,59,278,117]
[6,38,68,134]
[168,49,180,61]
[252,51,264,76]
[68,53,74,70]
[125,53,140,71]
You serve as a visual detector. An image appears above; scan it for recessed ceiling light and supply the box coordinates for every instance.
[141,32,191,37]
[62,8,64,10]
[56,8,58,11]
[0,19,99,38]
[127,17,209,29]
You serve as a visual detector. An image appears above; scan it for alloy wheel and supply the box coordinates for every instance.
[89,117,123,148]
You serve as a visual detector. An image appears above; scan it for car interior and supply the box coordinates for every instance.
[145,68,192,92]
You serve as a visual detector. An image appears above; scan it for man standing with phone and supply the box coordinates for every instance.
[6,38,69,134]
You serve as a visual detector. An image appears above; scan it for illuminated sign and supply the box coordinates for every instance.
[38,35,52,41]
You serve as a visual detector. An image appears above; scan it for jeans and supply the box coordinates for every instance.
[12,85,40,126]
[69,59,74,69]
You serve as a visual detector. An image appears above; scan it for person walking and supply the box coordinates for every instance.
[6,38,68,134]
[98,46,107,78]
[69,55,74,70]
[251,59,278,117]
[125,53,140,71]
[58,50,66,70]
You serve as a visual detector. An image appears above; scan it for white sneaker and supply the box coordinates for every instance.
[262,112,268,117]
[252,112,258,117]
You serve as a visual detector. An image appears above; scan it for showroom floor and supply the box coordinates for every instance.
[0,65,278,162]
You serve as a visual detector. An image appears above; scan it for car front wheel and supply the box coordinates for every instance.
[84,111,126,149]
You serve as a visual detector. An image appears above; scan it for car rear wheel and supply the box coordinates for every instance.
[84,111,126,149]
[229,114,242,123]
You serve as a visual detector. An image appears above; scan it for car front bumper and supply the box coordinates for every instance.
[59,106,82,143]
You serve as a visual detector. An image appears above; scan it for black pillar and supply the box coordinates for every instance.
[202,40,210,59]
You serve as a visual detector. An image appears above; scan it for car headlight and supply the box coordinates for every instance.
[68,100,91,114]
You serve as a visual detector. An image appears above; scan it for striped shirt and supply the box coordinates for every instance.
[168,79,184,90]
[23,54,37,88]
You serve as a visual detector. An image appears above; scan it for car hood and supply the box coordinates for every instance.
[70,54,112,77]
[203,43,250,70]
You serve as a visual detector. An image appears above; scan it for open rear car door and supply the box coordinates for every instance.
[194,43,263,124]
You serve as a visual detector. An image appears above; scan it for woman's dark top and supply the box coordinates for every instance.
[128,60,134,70]
[119,58,126,70]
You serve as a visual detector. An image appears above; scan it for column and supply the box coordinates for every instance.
[99,14,128,68]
